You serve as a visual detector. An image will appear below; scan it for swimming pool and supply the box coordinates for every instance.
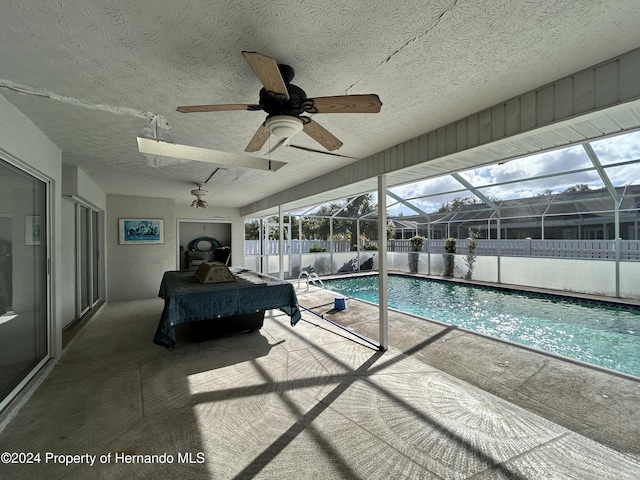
[324,275,640,378]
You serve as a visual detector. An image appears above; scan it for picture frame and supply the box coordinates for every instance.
[25,215,41,245]
[119,219,164,245]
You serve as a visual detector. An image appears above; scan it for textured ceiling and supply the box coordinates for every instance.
[1,0,640,210]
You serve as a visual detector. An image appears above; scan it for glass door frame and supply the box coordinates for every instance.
[74,202,102,320]
[0,149,52,413]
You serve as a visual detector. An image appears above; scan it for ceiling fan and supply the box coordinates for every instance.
[177,51,382,153]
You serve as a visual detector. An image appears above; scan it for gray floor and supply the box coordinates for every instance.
[1,284,639,479]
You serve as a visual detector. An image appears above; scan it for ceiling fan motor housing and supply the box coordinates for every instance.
[259,81,307,116]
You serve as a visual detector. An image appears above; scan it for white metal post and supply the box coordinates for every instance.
[378,175,389,351]
[278,205,284,279]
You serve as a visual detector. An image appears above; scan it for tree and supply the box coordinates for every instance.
[437,196,480,213]
[244,216,300,240]
[313,194,379,247]
[244,219,260,240]
[563,184,591,193]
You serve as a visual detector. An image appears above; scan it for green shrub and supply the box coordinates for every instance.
[410,235,425,252]
[443,237,457,276]
[464,229,480,280]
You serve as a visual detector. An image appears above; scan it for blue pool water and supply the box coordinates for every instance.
[324,275,640,377]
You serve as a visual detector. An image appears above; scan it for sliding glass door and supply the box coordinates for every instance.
[76,204,101,318]
[0,157,50,412]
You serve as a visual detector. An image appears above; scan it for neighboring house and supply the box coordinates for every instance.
[392,185,640,241]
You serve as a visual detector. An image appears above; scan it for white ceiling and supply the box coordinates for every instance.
[1,0,640,211]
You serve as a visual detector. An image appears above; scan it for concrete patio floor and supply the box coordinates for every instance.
[0,281,639,479]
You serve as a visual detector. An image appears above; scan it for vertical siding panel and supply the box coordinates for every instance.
[619,49,640,99]
[446,123,457,154]
[365,154,374,179]
[554,77,574,120]
[574,69,594,114]
[478,110,492,144]
[491,104,506,140]
[436,127,447,157]
[345,163,354,185]
[467,114,479,148]
[536,85,555,125]
[355,156,364,182]
[456,119,467,151]
[594,61,619,108]
[427,131,437,160]
[505,98,520,136]
[520,92,536,131]
[418,134,429,165]
[410,137,421,166]
[385,147,394,173]
[396,143,405,170]
[376,152,385,176]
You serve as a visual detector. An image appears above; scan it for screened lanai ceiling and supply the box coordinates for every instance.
[1,1,640,213]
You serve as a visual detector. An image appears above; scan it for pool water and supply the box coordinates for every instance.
[324,275,640,377]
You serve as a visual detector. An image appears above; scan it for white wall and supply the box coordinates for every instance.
[107,195,244,301]
[107,195,177,301]
[385,251,640,300]
[500,257,616,296]
[620,262,640,299]
[62,164,107,210]
[0,93,63,356]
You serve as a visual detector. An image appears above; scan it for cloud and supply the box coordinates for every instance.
[590,130,640,163]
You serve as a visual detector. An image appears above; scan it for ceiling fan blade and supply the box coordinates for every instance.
[137,137,286,171]
[245,123,271,152]
[302,118,343,151]
[177,104,262,113]
[287,144,357,159]
[303,94,382,114]
[242,51,289,99]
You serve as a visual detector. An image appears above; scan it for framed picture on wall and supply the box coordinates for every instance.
[119,219,164,245]
[25,215,41,245]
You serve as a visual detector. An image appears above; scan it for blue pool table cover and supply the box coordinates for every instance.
[153,267,301,349]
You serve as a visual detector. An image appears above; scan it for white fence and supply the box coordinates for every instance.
[245,239,352,255]
[388,238,640,261]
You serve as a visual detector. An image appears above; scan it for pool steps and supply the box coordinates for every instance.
[298,270,324,290]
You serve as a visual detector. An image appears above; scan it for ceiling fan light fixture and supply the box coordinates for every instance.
[265,115,304,138]
[190,183,208,208]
